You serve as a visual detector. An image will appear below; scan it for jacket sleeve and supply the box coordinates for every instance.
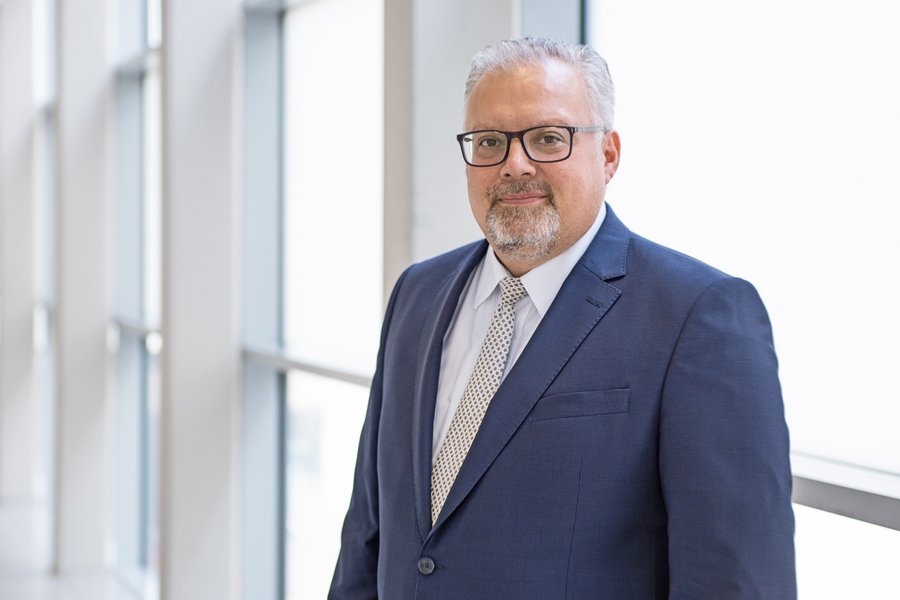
[328,269,409,600]
[659,277,797,598]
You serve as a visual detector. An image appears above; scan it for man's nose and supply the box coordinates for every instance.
[500,139,537,178]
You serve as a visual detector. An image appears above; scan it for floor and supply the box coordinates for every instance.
[0,501,137,600]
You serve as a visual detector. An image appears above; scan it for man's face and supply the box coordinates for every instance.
[464,59,620,275]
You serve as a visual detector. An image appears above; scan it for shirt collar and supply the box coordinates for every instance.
[473,202,607,316]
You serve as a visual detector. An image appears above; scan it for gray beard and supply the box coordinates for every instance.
[485,181,560,263]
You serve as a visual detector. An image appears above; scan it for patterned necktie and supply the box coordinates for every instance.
[431,276,528,525]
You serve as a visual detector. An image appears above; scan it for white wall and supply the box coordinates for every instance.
[158,0,242,597]
[54,0,112,571]
[0,0,36,502]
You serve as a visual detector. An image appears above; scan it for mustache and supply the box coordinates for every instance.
[486,180,554,205]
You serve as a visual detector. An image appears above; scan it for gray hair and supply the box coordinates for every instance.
[464,37,615,130]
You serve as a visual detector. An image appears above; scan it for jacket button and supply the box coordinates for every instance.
[417,556,435,575]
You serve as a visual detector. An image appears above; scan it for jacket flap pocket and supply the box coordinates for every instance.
[529,388,630,422]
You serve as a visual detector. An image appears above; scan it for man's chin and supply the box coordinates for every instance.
[487,228,560,263]
[492,241,555,263]
[485,203,560,261]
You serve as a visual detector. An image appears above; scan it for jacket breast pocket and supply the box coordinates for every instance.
[528,388,630,423]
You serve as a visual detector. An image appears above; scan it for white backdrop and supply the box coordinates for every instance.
[590,0,900,474]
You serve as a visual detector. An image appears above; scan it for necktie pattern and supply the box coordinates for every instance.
[430,276,528,525]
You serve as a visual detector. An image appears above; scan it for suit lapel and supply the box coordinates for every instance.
[411,241,488,540]
[430,205,632,531]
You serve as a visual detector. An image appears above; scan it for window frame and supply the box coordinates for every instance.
[110,0,163,594]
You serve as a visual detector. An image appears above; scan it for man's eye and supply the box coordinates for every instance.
[536,134,564,145]
[478,137,503,148]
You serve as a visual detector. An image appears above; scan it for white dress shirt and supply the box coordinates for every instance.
[431,202,608,459]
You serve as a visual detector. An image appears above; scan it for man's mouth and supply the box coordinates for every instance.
[488,181,553,207]
[498,193,546,205]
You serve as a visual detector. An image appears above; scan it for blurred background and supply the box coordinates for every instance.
[0,0,898,598]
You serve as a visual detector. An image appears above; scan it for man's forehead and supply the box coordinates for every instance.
[464,59,593,128]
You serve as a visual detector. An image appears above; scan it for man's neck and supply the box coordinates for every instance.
[494,249,564,277]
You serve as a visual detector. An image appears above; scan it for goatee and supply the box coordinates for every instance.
[485,180,560,263]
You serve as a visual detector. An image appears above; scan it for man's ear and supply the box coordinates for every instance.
[603,131,621,184]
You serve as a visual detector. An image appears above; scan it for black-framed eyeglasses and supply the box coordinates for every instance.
[456,125,606,167]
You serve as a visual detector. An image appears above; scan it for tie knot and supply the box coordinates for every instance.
[499,276,527,307]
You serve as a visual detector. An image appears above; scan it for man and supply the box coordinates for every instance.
[330,38,796,599]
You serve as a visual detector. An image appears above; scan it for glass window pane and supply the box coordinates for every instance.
[282,0,384,375]
[31,0,58,531]
[116,0,145,63]
[33,115,56,305]
[114,75,144,321]
[285,371,369,600]
[143,68,162,327]
[112,332,160,598]
[32,0,48,105]
[32,0,57,105]
[588,0,900,474]
[113,332,145,569]
[32,304,55,505]
[144,351,161,580]
[795,504,900,597]
[112,23,161,594]
[146,0,162,50]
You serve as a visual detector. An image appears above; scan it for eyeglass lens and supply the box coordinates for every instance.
[461,126,572,165]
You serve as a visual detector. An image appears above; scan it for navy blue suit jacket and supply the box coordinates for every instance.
[330,206,796,599]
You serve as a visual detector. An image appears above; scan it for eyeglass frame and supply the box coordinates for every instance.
[455,125,607,167]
